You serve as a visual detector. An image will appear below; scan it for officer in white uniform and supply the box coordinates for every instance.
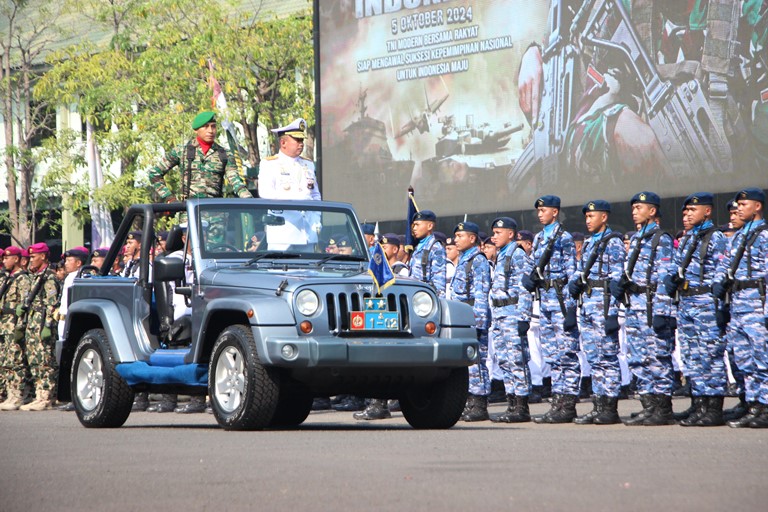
[259,118,321,250]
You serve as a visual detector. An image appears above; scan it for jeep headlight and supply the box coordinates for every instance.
[296,290,319,316]
[412,291,434,318]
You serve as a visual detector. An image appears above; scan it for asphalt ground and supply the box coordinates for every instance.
[1,397,766,512]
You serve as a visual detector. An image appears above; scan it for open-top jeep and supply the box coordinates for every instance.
[56,199,478,430]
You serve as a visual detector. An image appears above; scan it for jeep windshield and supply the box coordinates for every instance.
[190,201,369,262]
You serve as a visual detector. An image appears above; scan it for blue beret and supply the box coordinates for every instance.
[127,231,142,241]
[516,230,534,242]
[91,247,110,258]
[412,210,437,222]
[623,231,636,241]
[156,230,169,242]
[380,233,400,247]
[727,198,739,211]
[433,231,447,245]
[360,223,375,235]
[192,111,215,130]
[454,221,480,235]
[582,199,611,214]
[683,192,714,208]
[571,231,585,242]
[444,236,456,246]
[630,191,661,206]
[336,236,350,247]
[492,217,517,230]
[534,195,561,208]
[736,188,765,204]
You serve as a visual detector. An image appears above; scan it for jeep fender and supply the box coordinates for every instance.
[438,299,477,339]
[192,297,296,364]
[63,299,141,362]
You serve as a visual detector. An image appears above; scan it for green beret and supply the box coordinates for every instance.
[192,111,216,130]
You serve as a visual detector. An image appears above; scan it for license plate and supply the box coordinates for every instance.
[350,311,399,331]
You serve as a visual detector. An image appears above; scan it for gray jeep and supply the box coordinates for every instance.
[56,199,478,430]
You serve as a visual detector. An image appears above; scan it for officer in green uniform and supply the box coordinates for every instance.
[149,111,252,202]
[19,243,60,411]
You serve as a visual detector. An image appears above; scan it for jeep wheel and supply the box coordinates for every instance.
[209,324,280,430]
[71,328,133,428]
[269,388,313,427]
[399,368,468,429]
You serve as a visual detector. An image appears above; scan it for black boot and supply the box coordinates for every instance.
[353,399,391,420]
[624,394,654,425]
[536,394,577,424]
[747,403,768,428]
[493,395,530,423]
[673,378,691,397]
[673,396,697,421]
[541,377,552,399]
[594,396,621,425]
[131,392,149,412]
[488,380,506,403]
[723,394,748,421]
[573,396,601,425]
[679,396,708,426]
[727,402,761,428]
[578,377,593,401]
[533,394,560,424]
[147,394,177,413]
[692,396,725,426]
[332,395,366,411]
[311,397,332,411]
[528,386,544,404]
[463,394,489,422]
[175,395,207,414]
[642,394,675,426]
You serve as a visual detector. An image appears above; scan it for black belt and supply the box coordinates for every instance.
[587,279,608,288]
[542,278,566,290]
[678,284,711,297]
[733,279,763,291]
[491,296,519,307]
[626,283,648,294]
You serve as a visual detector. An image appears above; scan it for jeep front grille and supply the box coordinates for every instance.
[325,292,410,333]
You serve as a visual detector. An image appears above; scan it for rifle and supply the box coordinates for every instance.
[575,0,731,178]
[669,231,709,305]
[575,231,620,308]
[530,224,564,303]
[719,218,761,305]
[19,269,51,329]
[617,226,656,307]
[507,0,580,190]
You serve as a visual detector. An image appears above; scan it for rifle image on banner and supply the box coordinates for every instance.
[529,224,564,302]
[574,0,731,178]
[507,0,579,191]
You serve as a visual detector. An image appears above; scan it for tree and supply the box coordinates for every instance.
[0,0,64,246]
[33,0,314,228]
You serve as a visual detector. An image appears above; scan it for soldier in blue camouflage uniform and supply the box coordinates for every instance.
[19,243,61,411]
[149,111,252,202]
[451,221,492,421]
[713,188,768,428]
[0,247,31,411]
[568,200,626,425]
[487,217,534,423]
[521,195,580,424]
[409,210,446,298]
[665,192,728,426]
[610,192,676,426]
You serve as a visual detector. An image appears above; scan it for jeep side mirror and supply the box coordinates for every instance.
[154,257,186,282]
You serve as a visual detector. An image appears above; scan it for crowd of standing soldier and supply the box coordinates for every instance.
[352,187,768,429]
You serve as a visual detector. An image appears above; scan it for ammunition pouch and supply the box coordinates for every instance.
[732,279,762,292]
[491,297,519,308]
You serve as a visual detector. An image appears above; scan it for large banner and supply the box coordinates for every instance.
[316,0,767,222]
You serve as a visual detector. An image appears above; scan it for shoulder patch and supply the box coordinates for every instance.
[266,155,279,161]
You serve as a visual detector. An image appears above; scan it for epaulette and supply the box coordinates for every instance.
[265,155,279,161]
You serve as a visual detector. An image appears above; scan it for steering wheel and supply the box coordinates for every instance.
[209,243,240,253]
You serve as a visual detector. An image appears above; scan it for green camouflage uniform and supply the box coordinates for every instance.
[23,267,60,392]
[149,138,252,201]
[0,269,32,391]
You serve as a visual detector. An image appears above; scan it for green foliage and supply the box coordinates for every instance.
[32,0,314,225]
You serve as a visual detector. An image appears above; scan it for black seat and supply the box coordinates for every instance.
[153,225,186,343]
[165,226,185,254]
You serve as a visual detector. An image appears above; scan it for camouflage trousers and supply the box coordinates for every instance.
[725,326,746,395]
[579,304,621,397]
[0,332,27,389]
[539,294,580,395]
[490,316,531,396]
[678,298,727,396]
[728,304,768,405]
[468,329,491,396]
[23,330,57,392]
[625,304,674,395]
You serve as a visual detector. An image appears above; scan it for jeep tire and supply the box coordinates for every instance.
[71,328,134,428]
[399,367,468,429]
[269,386,314,427]
[209,324,280,430]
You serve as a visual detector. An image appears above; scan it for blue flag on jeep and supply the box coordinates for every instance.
[368,242,395,295]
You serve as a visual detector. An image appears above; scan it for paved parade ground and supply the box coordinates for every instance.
[1,397,765,512]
